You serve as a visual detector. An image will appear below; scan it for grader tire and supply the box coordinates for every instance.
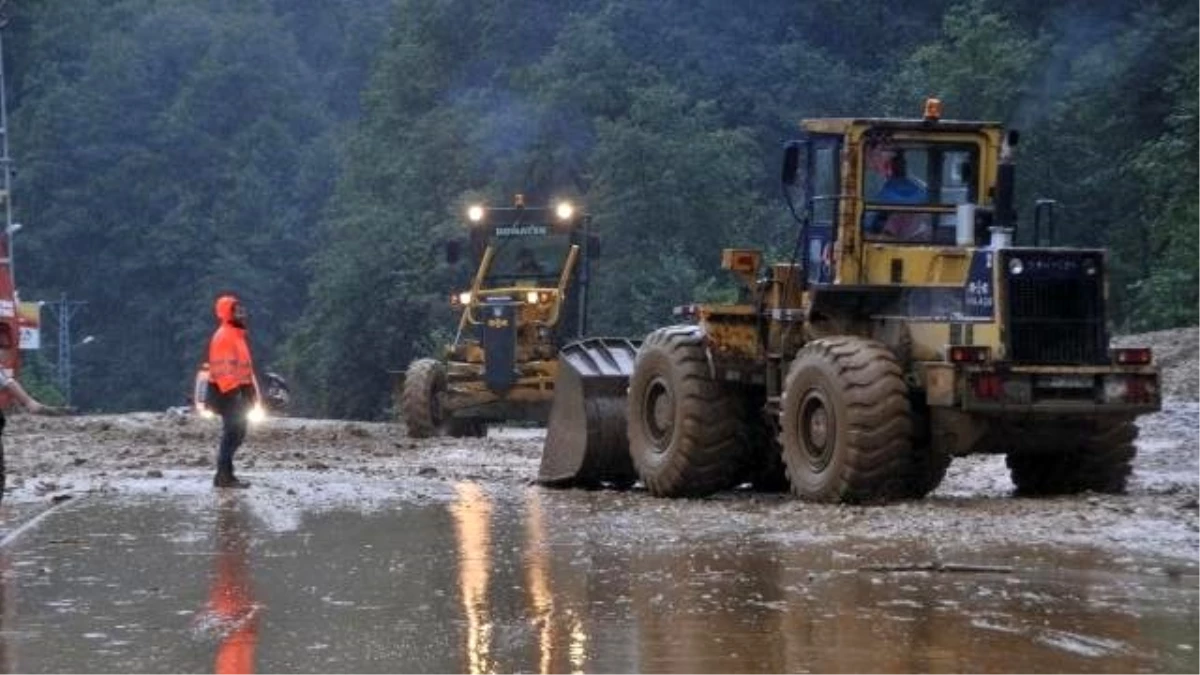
[627,326,749,498]
[1006,418,1137,496]
[780,337,914,503]
[401,358,446,439]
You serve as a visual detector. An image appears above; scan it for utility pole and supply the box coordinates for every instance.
[0,2,15,281]
[45,293,86,405]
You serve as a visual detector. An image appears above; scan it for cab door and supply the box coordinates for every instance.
[805,136,841,284]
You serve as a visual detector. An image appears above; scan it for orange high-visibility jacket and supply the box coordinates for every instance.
[208,296,255,393]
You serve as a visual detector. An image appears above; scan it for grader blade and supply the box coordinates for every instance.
[538,338,641,488]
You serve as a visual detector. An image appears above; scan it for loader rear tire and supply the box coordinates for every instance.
[1006,418,1137,495]
[780,337,914,503]
[627,326,749,498]
[402,358,446,439]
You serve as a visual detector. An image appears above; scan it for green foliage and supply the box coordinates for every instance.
[18,351,65,408]
[883,0,1046,117]
[9,0,387,412]
[5,0,1195,418]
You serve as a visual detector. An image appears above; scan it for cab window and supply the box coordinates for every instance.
[862,139,979,244]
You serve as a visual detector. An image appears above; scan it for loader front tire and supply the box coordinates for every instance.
[902,403,950,499]
[402,358,446,439]
[627,326,749,498]
[1006,418,1137,495]
[780,337,914,503]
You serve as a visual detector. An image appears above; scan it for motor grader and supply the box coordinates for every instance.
[540,99,1161,502]
[400,197,598,438]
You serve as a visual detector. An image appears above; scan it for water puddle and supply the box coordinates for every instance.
[0,485,1193,672]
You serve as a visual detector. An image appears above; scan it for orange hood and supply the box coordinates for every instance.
[215,296,239,325]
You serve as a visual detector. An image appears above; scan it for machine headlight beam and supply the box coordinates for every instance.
[555,201,574,221]
[248,403,267,425]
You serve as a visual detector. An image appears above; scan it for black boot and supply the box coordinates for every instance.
[213,469,251,489]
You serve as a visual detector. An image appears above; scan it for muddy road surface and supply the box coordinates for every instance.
[0,394,1195,670]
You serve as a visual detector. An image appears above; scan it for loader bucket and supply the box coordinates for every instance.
[538,337,641,488]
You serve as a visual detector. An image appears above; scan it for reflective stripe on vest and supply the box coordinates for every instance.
[209,327,253,392]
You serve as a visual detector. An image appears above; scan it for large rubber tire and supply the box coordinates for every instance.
[780,337,914,503]
[401,358,446,439]
[1006,418,1137,496]
[903,402,951,499]
[627,326,749,498]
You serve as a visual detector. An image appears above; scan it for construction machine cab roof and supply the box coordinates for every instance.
[799,117,1004,135]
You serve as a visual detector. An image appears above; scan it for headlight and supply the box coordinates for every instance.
[526,290,540,304]
[458,291,472,305]
[248,404,267,424]
[467,205,485,222]
[555,201,574,221]
[1008,257,1024,275]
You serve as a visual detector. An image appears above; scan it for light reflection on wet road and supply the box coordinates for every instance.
[0,485,1194,673]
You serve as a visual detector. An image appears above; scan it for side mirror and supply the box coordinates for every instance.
[445,239,462,265]
[781,141,803,185]
[586,233,602,259]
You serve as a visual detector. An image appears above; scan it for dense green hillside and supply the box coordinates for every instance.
[5,0,1196,416]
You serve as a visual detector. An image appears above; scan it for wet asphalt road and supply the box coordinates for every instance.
[0,483,1195,673]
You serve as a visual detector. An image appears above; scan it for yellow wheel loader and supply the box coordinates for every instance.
[400,197,601,438]
[540,99,1161,502]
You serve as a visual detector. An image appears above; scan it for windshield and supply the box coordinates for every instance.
[862,138,980,243]
[482,233,572,288]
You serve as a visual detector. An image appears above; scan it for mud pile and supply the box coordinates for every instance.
[1115,326,1198,400]
[4,412,537,492]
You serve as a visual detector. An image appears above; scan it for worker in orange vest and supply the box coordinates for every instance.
[207,294,259,489]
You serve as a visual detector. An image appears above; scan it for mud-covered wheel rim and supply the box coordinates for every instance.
[642,376,675,452]
[798,389,835,472]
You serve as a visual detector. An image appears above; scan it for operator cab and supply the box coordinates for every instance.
[783,99,1005,286]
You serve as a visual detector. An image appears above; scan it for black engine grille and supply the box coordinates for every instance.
[1005,252,1108,364]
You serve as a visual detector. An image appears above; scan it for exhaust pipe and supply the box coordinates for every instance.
[990,129,1019,249]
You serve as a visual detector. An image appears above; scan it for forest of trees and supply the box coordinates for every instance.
[3,0,1196,417]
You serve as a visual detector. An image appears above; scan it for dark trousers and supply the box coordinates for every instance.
[211,385,253,475]
[0,411,6,503]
